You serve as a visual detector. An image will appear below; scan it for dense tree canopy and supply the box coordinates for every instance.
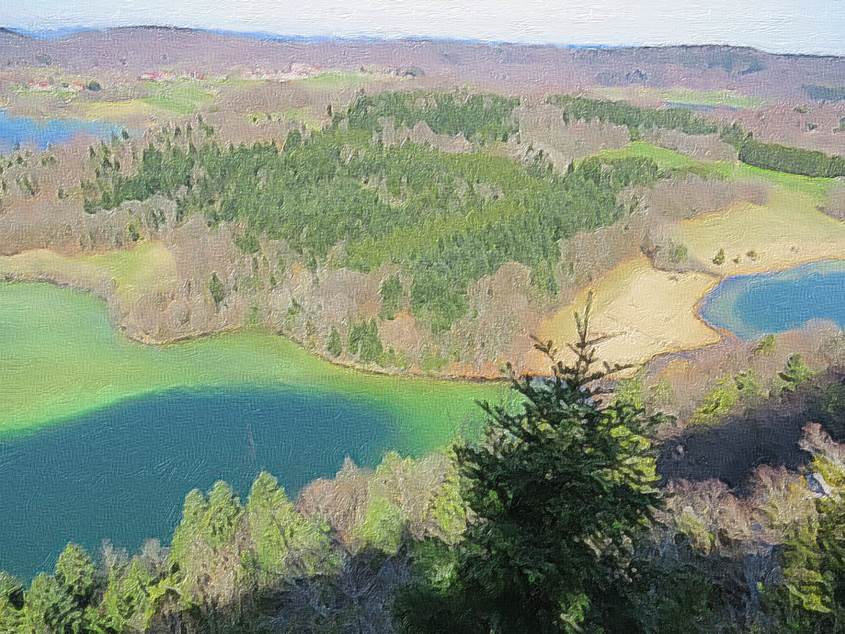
[83,94,661,331]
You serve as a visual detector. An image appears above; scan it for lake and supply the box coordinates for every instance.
[700,260,845,339]
[0,109,120,152]
[0,282,504,579]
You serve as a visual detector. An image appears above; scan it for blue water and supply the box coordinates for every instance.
[0,109,120,153]
[0,387,399,580]
[700,260,845,339]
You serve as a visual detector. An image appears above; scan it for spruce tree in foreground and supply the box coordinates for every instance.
[396,295,664,633]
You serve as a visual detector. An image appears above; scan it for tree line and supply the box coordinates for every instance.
[550,94,845,178]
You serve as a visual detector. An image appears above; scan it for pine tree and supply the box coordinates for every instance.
[396,295,664,633]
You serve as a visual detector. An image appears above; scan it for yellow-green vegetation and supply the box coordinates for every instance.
[139,80,215,115]
[76,99,163,121]
[0,281,503,443]
[591,140,709,171]
[74,79,216,121]
[296,70,385,90]
[676,508,715,553]
[594,86,765,109]
[689,370,761,425]
[0,242,177,303]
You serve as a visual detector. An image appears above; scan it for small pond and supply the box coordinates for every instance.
[0,109,121,153]
[700,260,845,339]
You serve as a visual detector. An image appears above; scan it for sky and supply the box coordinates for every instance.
[5,0,845,56]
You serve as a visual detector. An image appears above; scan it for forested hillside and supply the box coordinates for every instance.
[83,93,661,332]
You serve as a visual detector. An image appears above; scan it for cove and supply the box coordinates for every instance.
[699,260,845,340]
[0,109,121,152]
[0,282,506,579]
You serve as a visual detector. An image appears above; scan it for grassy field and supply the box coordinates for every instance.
[0,281,506,447]
[595,141,836,199]
[295,70,386,90]
[673,188,845,275]
[591,141,710,171]
[593,86,765,109]
[539,141,845,367]
[535,256,720,369]
[140,80,215,114]
[0,242,177,303]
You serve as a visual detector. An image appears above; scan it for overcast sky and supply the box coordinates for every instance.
[6,0,845,56]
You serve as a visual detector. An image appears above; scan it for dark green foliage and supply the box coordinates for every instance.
[551,94,845,178]
[208,272,225,307]
[348,319,383,363]
[83,95,661,331]
[397,298,663,632]
[804,85,845,102]
[630,548,723,634]
[712,248,725,265]
[768,491,845,631]
[338,90,520,143]
[668,242,688,263]
[234,232,261,254]
[326,326,343,357]
[379,274,403,320]
[87,80,102,92]
[736,138,845,177]
[780,354,816,392]
[549,94,720,136]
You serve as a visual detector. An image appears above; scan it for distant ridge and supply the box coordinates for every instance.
[0,25,842,101]
[2,25,843,60]
[0,27,29,39]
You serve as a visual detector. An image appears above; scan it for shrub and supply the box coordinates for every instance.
[208,272,225,307]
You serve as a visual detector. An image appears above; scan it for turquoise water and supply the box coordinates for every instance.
[0,387,407,580]
[700,260,845,339]
[0,109,120,152]
[0,282,500,581]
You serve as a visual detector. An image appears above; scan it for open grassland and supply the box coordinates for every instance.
[591,141,709,171]
[535,256,720,369]
[674,188,845,275]
[0,241,177,303]
[595,141,836,198]
[295,70,394,91]
[593,86,766,109]
[540,142,845,368]
[139,80,215,114]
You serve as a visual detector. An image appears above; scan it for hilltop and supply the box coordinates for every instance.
[0,26,843,99]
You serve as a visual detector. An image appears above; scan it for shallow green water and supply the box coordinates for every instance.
[0,282,507,578]
[0,282,503,442]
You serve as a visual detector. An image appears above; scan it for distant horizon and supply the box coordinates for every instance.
[4,0,845,57]
[5,24,845,60]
